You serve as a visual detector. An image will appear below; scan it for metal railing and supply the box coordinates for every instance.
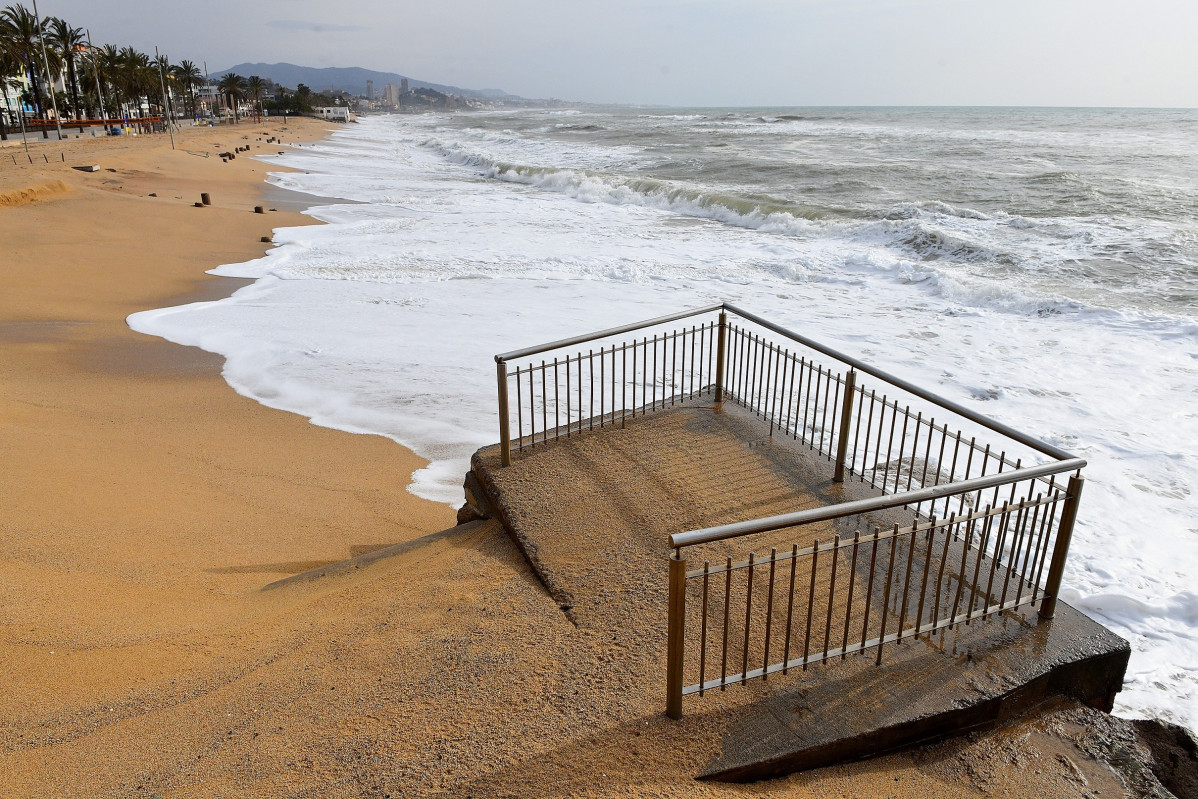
[489,304,1086,720]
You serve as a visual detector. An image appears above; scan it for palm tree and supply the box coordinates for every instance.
[172,58,201,118]
[246,74,263,123]
[0,4,47,118]
[46,16,84,118]
[0,36,22,138]
[217,71,245,122]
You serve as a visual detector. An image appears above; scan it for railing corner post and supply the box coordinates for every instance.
[714,311,728,405]
[666,549,687,720]
[833,368,858,483]
[497,359,512,467]
[1039,474,1084,620]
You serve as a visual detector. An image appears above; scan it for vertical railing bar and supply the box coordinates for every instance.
[822,535,840,662]
[876,526,899,665]
[721,555,731,690]
[750,334,762,416]
[932,425,949,514]
[957,437,977,516]
[999,501,1029,609]
[819,368,834,457]
[770,345,783,436]
[850,384,866,478]
[893,405,911,494]
[871,395,889,489]
[630,338,638,419]
[763,548,777,677]
[801,357,815,444]
[1031,478,1060,601]
[528,366,537,447]
[812,365,825,451]
[1007,458,1023,507]
[896,523,918,642]
[652,334,659,412]
[932,513,956,630]
[541,360,549,444]
[949,516,977,628]
[554,357,563,438]
[786,351,798,438]
[861,390,877,484]
[803,540,819,670]
[983,502,1012,617]
[880,399,899,493]
[946,431,963,519]
[914,517,937,635]
[973,444,991,512]
[989,451,1007,509]
[515,367,524,452]
[1016,497,1045,596]
[699,562,710,696]
[741,552,756,685]
[905,411,922,493]
[577,348,584,434]
[841,530,860,660]
[690,325,699,397]
[670,329,677,407]
[860,528,880,651]
[917,416,935,512]
[965,506,994,623]
[782,542,798,675]
[599,346,605,427]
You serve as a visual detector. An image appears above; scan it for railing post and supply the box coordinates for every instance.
[713,311,728,404]
[666,549,687,720]
[1039,474,1084,620]
[496,359,512,467]
[833,369,858,483]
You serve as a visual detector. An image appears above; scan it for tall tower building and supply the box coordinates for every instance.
[400,78,409,94]
[366,80,374,99]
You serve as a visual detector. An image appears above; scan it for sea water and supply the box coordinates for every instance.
[129,107,1198,729]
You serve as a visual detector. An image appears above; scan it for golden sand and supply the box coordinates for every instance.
[0,120,1160,797]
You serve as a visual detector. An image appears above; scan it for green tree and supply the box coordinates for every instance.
[172,59,202,118]
[246,74,263,123]
[46,16,84,118]
[217,71,245,122]
[0,4,48,118]
[0,34,21,137]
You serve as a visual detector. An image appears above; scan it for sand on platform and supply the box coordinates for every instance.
[0,120,1182,798]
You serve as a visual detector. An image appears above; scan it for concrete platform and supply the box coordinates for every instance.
[466,401,1130,780]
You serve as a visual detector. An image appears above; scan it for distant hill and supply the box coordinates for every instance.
[216,62,518,100]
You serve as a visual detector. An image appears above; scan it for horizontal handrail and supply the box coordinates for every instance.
[495,303,723,363]
[669,457,1086,550]
[722,303,1076,462]
[496,301,1078,462]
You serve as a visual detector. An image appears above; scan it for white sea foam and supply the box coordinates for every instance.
[129,111,1198,731]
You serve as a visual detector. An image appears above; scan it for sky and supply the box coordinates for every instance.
[37,0,1198,107]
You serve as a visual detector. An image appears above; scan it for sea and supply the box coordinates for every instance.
[130,107,1198,729]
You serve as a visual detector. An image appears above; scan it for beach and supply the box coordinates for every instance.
[0,118,1189,798]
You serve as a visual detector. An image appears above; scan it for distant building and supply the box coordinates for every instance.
[383,84,399,107]
[400,78,409,94]
[366,80,374,100]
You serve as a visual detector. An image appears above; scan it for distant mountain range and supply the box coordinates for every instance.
[216,62,519,100]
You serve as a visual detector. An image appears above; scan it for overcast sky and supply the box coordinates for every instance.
[40,0,1198,107]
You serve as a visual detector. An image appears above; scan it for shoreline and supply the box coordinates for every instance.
[2,118,1193,797]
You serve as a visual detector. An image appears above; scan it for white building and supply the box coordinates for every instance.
[314,106,353,122]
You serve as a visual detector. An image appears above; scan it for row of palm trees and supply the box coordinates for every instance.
[0,2,267,134]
